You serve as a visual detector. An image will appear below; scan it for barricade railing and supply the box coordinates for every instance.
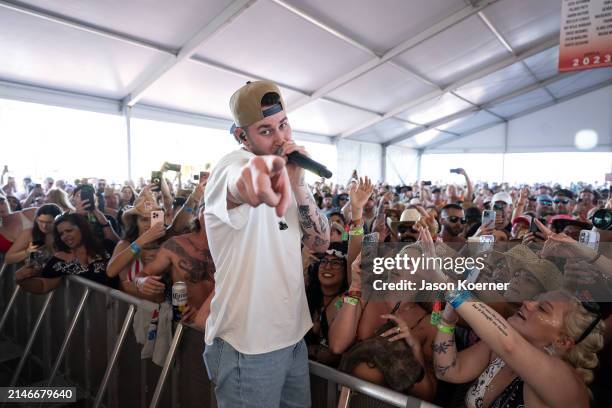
[0,262,438,408]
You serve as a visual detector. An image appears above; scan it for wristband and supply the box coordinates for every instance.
[437,323,455,334]
[130,242,141,256]
[587,252,601,264]
[349,226,364,236]
[135,277,146,292]
[347,290,362,299]
[446,289,472,309]
[343,296,359,306]
[185,206,194,214]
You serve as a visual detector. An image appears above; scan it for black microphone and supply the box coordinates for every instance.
[286,151,333,179]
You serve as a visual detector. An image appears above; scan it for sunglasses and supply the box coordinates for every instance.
[397,224,416,234]
[319,258,344,269]
[538,200,553,206]
[553,198,570,204]
[576,301,602,344]
[591,208,612,230]
[444,216,466,224]
[528,197,537,202]
[493,203,507,210]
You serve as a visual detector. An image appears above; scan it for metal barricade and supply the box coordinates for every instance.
[0,263,438,408]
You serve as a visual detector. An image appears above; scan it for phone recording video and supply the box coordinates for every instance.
[151,171,162,192]
[80,184,96,212]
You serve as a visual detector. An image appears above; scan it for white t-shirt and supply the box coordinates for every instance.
[204,149,312,354]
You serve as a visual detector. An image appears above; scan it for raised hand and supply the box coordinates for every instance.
[349,176,374,210]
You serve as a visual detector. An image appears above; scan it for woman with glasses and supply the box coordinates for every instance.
[16,213,119,293]
[305,243,349,366]
[0,192,35,254]
[4,204,62,265]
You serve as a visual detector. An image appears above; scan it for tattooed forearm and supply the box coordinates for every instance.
[435,356,457,377]
[471,302,509,337]
[432,338,455,354]
[298,205,316,231]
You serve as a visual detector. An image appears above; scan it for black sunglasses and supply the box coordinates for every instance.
[493,203,507,210]
[591,208,612,230]
[576,301,601,344]
[397,224,416,234]
[528,197,537,202]
[553,198,570,204]
[538,200,553,207]
[445,216,466,224]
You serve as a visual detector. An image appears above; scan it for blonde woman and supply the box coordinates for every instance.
[45,188,75,212]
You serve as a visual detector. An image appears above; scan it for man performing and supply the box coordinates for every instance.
[203,80,330,407]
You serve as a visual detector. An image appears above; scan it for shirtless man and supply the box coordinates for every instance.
[140,204,215,328]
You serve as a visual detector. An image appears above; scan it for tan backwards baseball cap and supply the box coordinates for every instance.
[229,80,286,128]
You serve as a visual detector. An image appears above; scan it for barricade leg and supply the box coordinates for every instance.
[149,323,184,408]
[93,304,136,408]
[9,290,55,386]
[46,287,90,386]
[0,286,21,334]
[337,386,352,408]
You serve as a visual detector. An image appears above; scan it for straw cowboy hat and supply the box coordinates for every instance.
[121,189,162,225]
[501,244,562,291]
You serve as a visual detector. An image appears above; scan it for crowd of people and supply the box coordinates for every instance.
[1,162,611,407]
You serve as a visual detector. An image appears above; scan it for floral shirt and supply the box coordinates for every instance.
[41,253,118,288]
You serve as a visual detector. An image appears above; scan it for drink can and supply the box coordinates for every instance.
[172,281,188,321]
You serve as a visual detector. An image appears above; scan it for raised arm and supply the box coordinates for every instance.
[458,168,474,209]
[450,295,588,407]
[432,304,492,383]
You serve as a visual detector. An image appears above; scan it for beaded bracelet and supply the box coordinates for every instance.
[130,242,141,256]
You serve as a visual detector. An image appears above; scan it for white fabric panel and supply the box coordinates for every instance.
[427,123,506,153]
[488,88,553,118]
[328,63,436,113]
[385,146,419,185]
[139,60,303,120]
[194,0,372,91]
[454,62,535,105]
[437,111,501,134]
[0,8,169,99]
[547,68,612,99]
[507,85,612,152]
[393,15,508,86]
[348,118,420,144]
[483,0,561,53]
[523,46,560,81]
[420,153,505,184]
[17,0,234,49]
[289,99,378,136]
[396,93,472,124]
[282,0,466,54]
[336,139,382,184]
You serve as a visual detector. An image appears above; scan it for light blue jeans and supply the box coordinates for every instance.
[203,337,311,408]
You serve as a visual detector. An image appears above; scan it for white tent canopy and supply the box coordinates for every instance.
[1,0,611,182]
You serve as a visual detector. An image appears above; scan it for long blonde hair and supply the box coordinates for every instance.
[45,188,75,212]
[561,295,605,386]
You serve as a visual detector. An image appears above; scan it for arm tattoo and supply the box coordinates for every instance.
[435,355,457,377]
[432,338,455,354]
[314,236,328,247]
[471,302,509,337]
[298,205,316,231]
[162,239,214,283]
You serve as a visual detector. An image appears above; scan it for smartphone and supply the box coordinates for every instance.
[422,181,432,186]
[2,165,7,172]
[150,210,164,228]
[35,183,42,189]
[579,229,600,252]
[529,217,539,233]
[450,168,461,174]
[193,174,200,181]
[482,210,496,228]
[151,171,162,192]
[165,163,181,172]
[80,184,96,212]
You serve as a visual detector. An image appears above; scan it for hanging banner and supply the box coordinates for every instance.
[559,0,612,71]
